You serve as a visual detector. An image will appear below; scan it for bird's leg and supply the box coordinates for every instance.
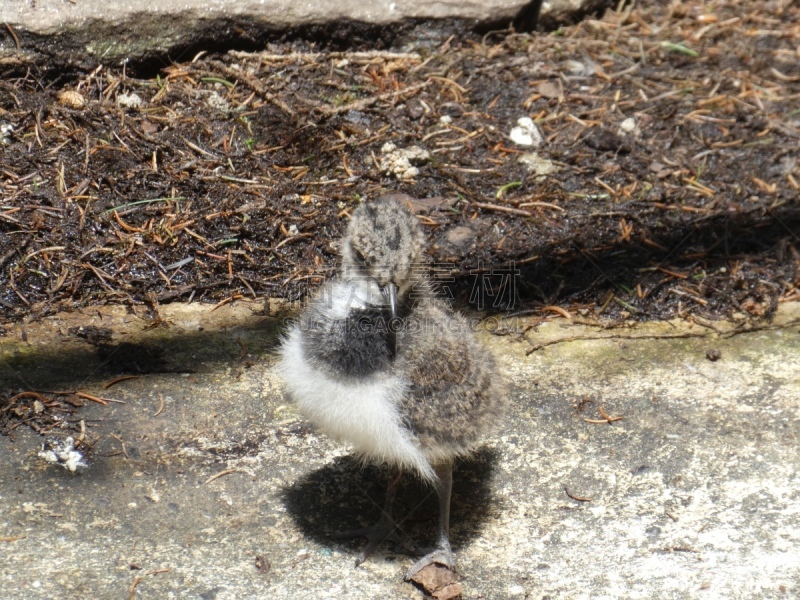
[404,462,456,579]
[331,466,419,566]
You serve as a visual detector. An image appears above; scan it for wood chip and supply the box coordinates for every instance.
[409,564,463,600]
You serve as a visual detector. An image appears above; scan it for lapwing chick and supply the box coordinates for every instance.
[279,197,505,578]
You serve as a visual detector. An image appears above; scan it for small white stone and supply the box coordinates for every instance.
[439,115,452,124]
[564,58,597,77]
[206,91,230,112]
[117,92,144,109]
[508,584,526,596]
[517,152,557,177]
[509,117,543,147]
[379,144,430,180]
[618,117,638,137]
[564,59,587,75]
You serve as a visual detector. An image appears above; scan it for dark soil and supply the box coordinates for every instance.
[1,0,798,328]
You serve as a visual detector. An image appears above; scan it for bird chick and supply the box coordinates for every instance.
[279,197,505,577]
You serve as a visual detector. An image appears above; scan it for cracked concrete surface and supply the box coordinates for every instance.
[1,301,799,599]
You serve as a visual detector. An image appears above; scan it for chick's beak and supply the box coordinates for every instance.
[382,282,398,321]
[381,282,398,358]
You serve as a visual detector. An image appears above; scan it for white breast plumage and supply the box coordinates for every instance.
[278,326,435,482]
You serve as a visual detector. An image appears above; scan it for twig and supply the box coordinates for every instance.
[584,406,624,423]
[540,305,572,320]
[231,50,421,62]
[153,394,165,417]
[7,391,51,405]
[525,331,707,354]
[210,294,244,311]
[526,319,800,355]
[208,61,301,122]
[205,468,238,484]
[517,201,565,212]
[316,81,429,116]
[104,375,140,389]
[4,24,21,53]
[42,390,126,405]
[563,485,592,502]
[129,568,171,600]
[74,392,109,406]
[471,202,533,217]
[182,138,219,159]
[102,198,183,214]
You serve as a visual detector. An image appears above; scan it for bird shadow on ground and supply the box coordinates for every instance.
[281,447,501,560]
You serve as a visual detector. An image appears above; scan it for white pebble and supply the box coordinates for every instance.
[619,117,637,134]
[518,152,557,177]
[379,144,430,180]
[117,92,144,109]
[206,91,230,112]
[509,117,543,147]
[617,115,643,138]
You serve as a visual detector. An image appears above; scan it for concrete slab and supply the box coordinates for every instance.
[1,301,798,598]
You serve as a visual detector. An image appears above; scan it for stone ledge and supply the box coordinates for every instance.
[1,0,612,67]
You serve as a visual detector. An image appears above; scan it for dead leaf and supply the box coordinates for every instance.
[740,297,766,316]
[140,120,159,135]
[537,81,560,99]
[434,583,463,600]
[409,563,463,599]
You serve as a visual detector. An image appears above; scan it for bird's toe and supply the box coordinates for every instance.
[404,546,456,580]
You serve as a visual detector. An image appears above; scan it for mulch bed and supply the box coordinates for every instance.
[1,0,798,328]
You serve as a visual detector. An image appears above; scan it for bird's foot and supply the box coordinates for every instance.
[331,519,422,567]
[404,545,455,580]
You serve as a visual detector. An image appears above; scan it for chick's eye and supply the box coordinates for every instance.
[353,248,368,265]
